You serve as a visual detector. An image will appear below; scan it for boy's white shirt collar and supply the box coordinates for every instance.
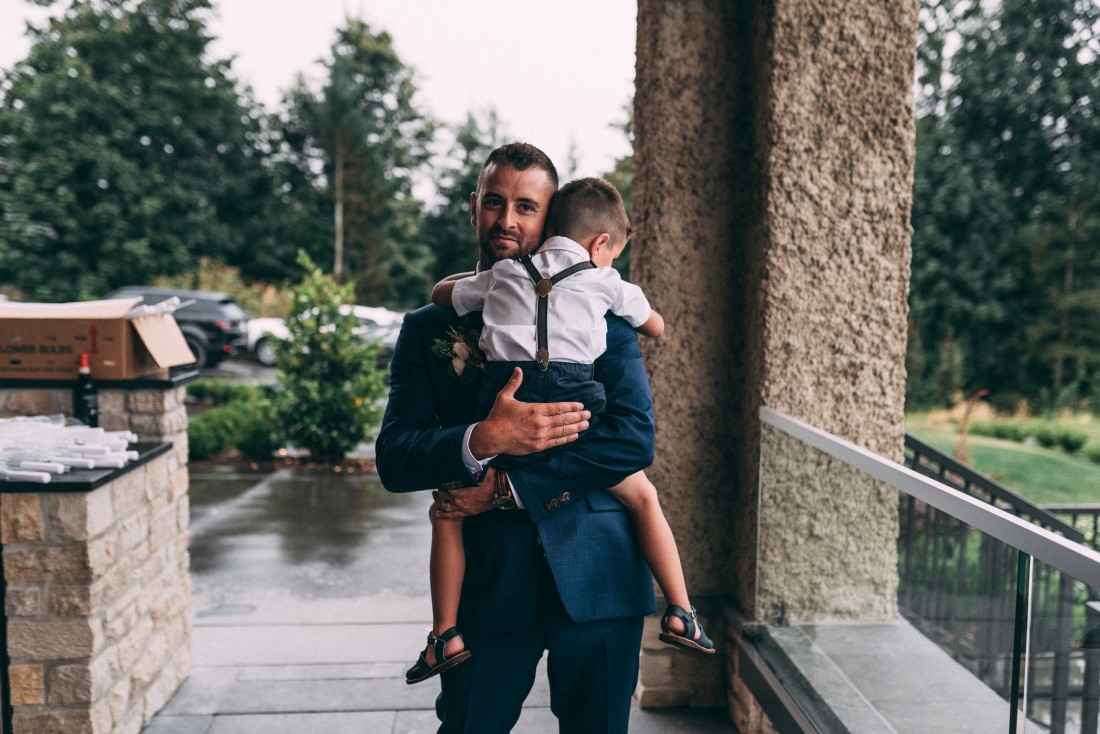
[534,235,589,259]
[474,235,589,275]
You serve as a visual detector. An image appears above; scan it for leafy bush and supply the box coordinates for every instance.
[1056,429,1088,454]
[187,380,283,461]
[1032,425,1058,449]
[271,252,386,463]
[155,257,291,317]
[968,420,1087,454]
[188,407,237,460]
[1086,444,1100,465]
[187,379,257,405]
[230,397,283,461]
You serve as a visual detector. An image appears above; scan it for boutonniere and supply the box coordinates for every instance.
[432,314,485,385]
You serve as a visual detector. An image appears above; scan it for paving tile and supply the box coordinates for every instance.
[631,705,741,734]
[157,667,241,716]
[392,702,737,733]
[213,677,437,713]
[206,712,395,734]
[140,716,214,734]
[192,622,424,665]
[238,662,407,681]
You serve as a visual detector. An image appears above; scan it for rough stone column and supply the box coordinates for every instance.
[633,0,916,726]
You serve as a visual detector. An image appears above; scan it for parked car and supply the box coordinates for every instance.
[247,305,404,370]
[103,286,249,370]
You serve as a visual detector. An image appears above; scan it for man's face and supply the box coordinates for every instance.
[470,162,556,266]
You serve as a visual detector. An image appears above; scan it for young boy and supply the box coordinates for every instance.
[406,178,713,685]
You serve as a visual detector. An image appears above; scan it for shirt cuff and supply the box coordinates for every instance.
[460,424,524,510]
[508,474,525,510]
[461,423,495,477]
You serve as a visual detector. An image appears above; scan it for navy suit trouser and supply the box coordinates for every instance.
[437,551,644,734]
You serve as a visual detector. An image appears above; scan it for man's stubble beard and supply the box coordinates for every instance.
[478,229,540,269]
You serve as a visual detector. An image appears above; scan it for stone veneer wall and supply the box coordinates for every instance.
[0,386,190,734]
[633,0,916,729]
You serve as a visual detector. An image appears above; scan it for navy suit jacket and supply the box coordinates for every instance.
[376,304,657,631]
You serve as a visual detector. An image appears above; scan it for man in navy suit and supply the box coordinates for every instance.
[376,142,656,733]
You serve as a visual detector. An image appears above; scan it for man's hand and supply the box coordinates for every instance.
[435,467,499,518]
[468,367,590,459]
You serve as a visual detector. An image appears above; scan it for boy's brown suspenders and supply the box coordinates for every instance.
[516,255,597,370]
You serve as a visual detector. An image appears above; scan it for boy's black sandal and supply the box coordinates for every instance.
[659,604,716,654]
[405,627,472,685]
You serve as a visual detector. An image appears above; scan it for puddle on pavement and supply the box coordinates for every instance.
[186,469,433,599]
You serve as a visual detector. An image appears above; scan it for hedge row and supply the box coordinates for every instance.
[969,420,1089,454]
[188,380,284,462]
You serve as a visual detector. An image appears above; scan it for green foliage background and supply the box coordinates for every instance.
[271,252,385,463]
[907,0,1100,411]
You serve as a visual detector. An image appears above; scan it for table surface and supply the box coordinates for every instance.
[0,441,172,493]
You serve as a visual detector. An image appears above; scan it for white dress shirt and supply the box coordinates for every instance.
[450,236,651,364]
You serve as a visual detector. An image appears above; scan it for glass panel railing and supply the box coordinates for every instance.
[757,408,1100,734]
[898,494,1030,730]
[1024,562,1100,734]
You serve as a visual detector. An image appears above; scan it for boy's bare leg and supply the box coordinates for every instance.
[426,501,468,664]
[606,471,695,638]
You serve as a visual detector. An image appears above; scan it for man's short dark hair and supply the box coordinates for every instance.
[546,178,632,247]
[477,142,559,192]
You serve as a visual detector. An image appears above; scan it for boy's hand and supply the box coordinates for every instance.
[468,367,590,459]
[435,468,497,518]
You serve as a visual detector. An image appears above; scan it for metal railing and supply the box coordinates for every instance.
[761,408,1100,734]
[902,435,1086,732]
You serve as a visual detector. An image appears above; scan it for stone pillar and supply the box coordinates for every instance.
[0,384,191,734]
[632,0,916,726]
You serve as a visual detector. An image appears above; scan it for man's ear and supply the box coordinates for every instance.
[469,192,478,228]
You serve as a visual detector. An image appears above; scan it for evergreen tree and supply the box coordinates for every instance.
[908,0,1100,407]
[0,0,273,301]
[280,19,434,308]
[421,110,503,282]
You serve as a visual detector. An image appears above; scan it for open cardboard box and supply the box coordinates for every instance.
[0,298,196,381]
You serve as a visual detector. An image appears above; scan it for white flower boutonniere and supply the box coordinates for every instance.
[432,314,485,385]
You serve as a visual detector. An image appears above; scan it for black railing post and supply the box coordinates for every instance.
[1082,601,1100,734]
[1009,551,1030,734]
[1048,571,1074,733]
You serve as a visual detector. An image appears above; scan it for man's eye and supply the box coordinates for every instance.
[518,204,535,213]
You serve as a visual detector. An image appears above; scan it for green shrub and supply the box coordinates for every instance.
[1056,429,1088,454]
[1085,444,1100,465]
[969,421,995,438]
[187,381,285,461]
[1032,424,1058,449]
[188,407,236,460]
[188,379,258,405]
[231,398,283,461]
[271,252,386,463]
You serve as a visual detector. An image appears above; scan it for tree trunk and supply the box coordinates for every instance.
[334,144,345,279]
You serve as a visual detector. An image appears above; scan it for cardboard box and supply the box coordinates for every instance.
[0,298,196,380]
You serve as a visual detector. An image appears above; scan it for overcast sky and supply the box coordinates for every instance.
[0,0,637,182]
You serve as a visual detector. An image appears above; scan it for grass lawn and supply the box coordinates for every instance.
[906,413,1100,505]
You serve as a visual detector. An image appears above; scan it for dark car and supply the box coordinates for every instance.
[104,286,248,370]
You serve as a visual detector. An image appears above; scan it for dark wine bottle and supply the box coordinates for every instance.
[73,353,99,427]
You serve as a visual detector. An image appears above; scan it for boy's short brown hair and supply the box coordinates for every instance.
[546,178,632,247]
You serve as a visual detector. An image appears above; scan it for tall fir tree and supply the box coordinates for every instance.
[908,0,1100,408]
[0,0,273,301]
[421,110,503,282]
[280,19,434,308]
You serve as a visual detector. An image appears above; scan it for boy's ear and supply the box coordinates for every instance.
[593,233,611,251]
